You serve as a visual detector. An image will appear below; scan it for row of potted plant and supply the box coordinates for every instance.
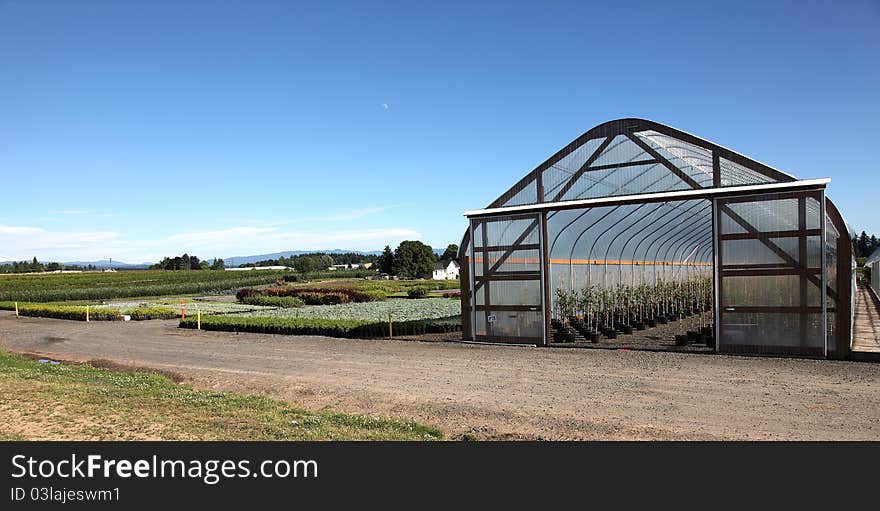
[552,276,714,343]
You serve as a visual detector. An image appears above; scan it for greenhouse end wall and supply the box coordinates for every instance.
[459,118,854,358]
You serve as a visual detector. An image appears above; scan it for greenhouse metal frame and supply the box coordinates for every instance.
[458,119,854,358]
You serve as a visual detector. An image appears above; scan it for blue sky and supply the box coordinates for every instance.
[1,0,878,263]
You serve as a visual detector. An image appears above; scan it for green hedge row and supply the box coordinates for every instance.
[179,315,462,338]
[0,302,177,321]
[240,295,305,308]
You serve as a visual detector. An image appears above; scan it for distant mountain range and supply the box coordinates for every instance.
[0,259,151,269]
[0,248,446,269]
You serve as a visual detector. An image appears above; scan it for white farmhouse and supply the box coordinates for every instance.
[432,260,460,280]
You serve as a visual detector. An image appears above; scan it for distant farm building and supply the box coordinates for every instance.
[226,266,291,271]
[433,260,460,280]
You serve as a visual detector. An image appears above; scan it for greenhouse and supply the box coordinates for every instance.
[868,246,880,298]
[458,118,855,358]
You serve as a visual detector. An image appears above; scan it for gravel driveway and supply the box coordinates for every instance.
[1,311,878,440]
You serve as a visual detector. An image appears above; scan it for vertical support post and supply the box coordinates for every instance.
[819,191,827,357]
[540,211,551,346]
[85,304,89,323]
[712,198,721,351]
[14,301,18,318]
[388,312,393,339]
[197,305,201,331]
[712,151,721,188]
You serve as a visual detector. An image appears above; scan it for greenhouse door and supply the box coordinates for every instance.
[469,213,547,345]
[715,191,826,356]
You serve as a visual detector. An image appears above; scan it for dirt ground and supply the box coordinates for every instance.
[1,311,879,440]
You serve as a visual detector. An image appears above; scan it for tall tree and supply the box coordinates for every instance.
[377,245,394,274]
[392,240,435,278]
[440,244,459,262]
[293,256,316,274]
[211,258,225,270]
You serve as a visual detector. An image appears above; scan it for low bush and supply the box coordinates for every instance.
[407,287,429,299]
[16,304,121,321]
[442,291,461,298]
[180,315,461,337]
[240,295,305,308]
[121,307,178,320]
[236,287,382,304]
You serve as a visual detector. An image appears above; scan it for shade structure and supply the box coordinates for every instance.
[459,119,854,358]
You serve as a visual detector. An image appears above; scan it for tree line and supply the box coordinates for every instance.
[0,257,99,274]
[376,241,458,278]
[854,231,879,261]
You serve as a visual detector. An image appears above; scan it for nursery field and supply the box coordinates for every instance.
[0,270,288,302]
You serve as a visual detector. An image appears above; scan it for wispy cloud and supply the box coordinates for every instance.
[0,225,121,261]
[0,220,421,263]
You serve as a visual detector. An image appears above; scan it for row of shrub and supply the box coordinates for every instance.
[236,287,386,305]
[179,315,462,338]
[0,302,177,321]
[239,295,305,308]
[0,270,288,302]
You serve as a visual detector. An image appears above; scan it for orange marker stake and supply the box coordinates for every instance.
[180,299,185,320]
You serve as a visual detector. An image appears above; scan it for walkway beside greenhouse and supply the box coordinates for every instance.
[853,285,880,356]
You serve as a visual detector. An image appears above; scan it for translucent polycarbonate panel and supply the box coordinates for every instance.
[719,312,823,349]
[476,249,541,274]
[474,313,486,336]
[717,192,827,354]
[825,211,839,351]
[558,163,689,202]
[722,275,821,307]
[541,137,605,201]
[806,236,822,268]
[719,157,778,187]
[473,215,540,249]
[480,310,544,339]
[500,179,537,207]
[483,279,542,306]
[721,198,800,233]
[633,130,714,187]
[591,135,651,167]
[721,238,798,267]
[806,197,821,230]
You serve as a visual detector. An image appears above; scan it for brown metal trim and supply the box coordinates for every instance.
[825,198,852,359]
[720,306,823,314]
[626,132,704,190]
[712,151,721,188]
[719,229,822,241]
[721,268,821,277]
[721,263,799,270]
[475,334,542,344]
[474,273,542,281]
[460,255,471,341]
[474,243,541,252]
[718,344,824,357]
[586,159,659,172]
[474,305,542,312]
